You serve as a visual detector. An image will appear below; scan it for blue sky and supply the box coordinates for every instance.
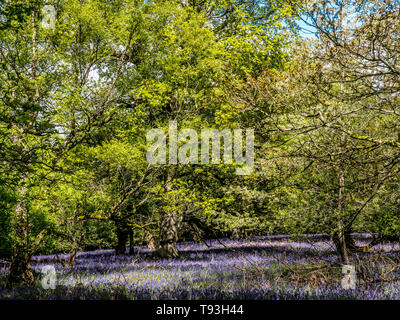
[297,16,318,39]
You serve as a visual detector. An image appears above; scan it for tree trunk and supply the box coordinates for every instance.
[7,251,34,289]
[335,131,350,263]
[115,225,129,255]
[156,180,180,258]
[6,8,40,289]
[128,229,135,254]
[336,221,349,263]
[332,229,356,262]
[7,173,33,288]
[146,232,156,250]
[157,210,179,258]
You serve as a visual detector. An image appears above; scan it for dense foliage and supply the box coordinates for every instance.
[0,0,399,293]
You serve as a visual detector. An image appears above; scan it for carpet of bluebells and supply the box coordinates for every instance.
[1,234,400,300]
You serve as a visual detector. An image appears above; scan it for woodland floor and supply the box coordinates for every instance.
[1,234,400,299]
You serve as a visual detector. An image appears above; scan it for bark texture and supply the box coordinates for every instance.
[157,210,179,258]
[7,252,34,288]
[115,225,129,255]
[146,232,156,250]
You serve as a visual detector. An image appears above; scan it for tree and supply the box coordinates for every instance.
[136,0,298,258]
[301,0,400,258]
[233,0,400,261]
[0,0,143,287]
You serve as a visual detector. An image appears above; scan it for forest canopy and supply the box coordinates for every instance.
[0,0,399,289]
